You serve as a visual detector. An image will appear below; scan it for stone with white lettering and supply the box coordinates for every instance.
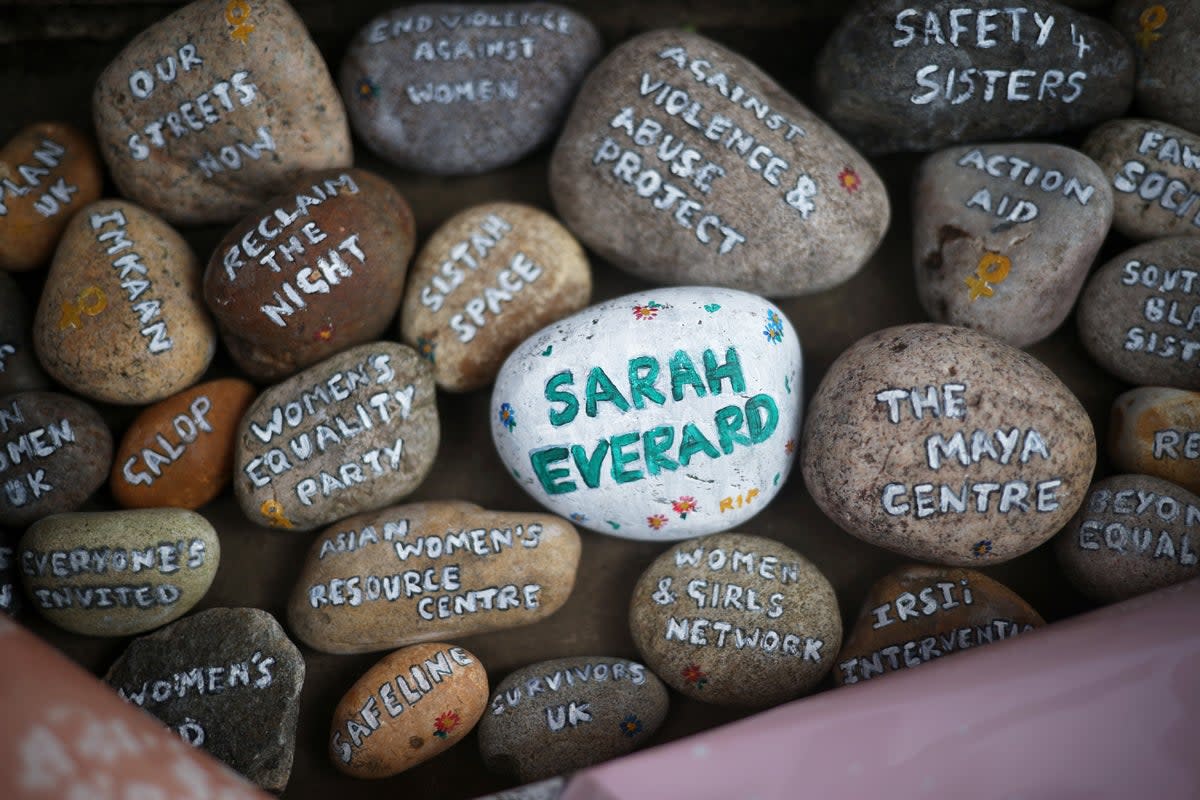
[0,531,20,617]
[1083,118,1200,239]
[1077,236,1200,389]
[400,202,592,391]
[93,0,352,225]
[342,3,601,175]
[18,508,219,636]
[1055,473,1200,602]
[1112,1,1200,136]
[329,641,488,778]
[32,200,217,405]
[0,272,49,395]
[1110,386,1200,494]
[204,169,415,381]
[914,142,1112,346]
[104,607,305,792]
[834,564,1043,687]
[802,323,1096,565]
[629,532,841,707]
[492,286,801,541]
[111,378,257,509]
[234,341,438,532]
[287,500,581,653]
[479,656,668,782]
[0,122,103,272]
[550,29,889,296]
[0,391,112,528]
[815,0,1134,154]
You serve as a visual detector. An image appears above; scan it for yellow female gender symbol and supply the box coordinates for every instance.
[260,499,294,528]
[1137,5,1168,50]
[59,285,108,330]
[965,252,1012,301]
[225,0,255,43]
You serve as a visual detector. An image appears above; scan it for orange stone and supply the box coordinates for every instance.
[0,122,103,272]
[111,378,256,509]
[329,642,488,778]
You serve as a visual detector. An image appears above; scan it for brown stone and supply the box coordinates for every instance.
[834,564,1044,687]
[111,377,257,509]
[0,122,103,272]
[33,200,216,405]
[288,500,580,653]
[92,0,352,226]
[399,202,591,392]
[0,272,49,395]
[1110,386,1200,494]
[329,642,488,778]
[204,168,415,381]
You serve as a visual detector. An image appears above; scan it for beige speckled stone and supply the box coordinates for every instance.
[92,0,352,226]
[287,501,581,654]
[399,203,592,392]
[1056,474,1200,602]
[1110,386,1200,494]
[32,200,216,405]
[329,642,488,778]
[629,532,841,707]
[18,508,219,636]
[802,323,1096,566]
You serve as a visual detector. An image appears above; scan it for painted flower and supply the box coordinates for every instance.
[838,167,862,193]
[620,714,644,738]
[499,403,517,432]
[972,539,994,558]
[681,664,708,689]
[672,496,698,519]
[647,514,668,530]
[433,710,460,739]
[632,300,664,320]
[569,512,588,523]
[357,77,380,100]
[785,439,796,455]
[416,336,436,363]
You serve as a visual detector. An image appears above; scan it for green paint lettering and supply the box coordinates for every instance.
[628,356,665,409]
[545,371,578,426]
[669,350,707,401]
[678,422,720,466]
[642,425,678,476]
[714,404,750,455]
[571,439,610,488]
[746,393,779,443]
[609,432,644,484]
[703,347,745,395]
[530,447,575,495]
[585,366,630,417]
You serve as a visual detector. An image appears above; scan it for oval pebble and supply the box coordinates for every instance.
[33,200,216,405]
[0,272,49,395]
[234,341,439,532]
[111,377,257,509]
[478,656,668,783]
[0,121,103,272]
[550,29,889,296]
[1110,386,1200,493]
[0,391,112,528]
[341,3,602,175]
[802,323,1096,566]
[329,642,488,778]
[287,500,581,654]
[629,532,841,707]
[491,286,801,541]
[18,508,219,636]
[204,168,416,381]
[1111,1,1200,135]
[1056,474,1200,602]
[399,202,592,392]
[834,564,1043,687]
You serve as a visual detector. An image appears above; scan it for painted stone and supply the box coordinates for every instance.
[0,272,49,394]
[815,0,1135,154]
[111,378,257,509]
[33,200,216,405]
[92,0,352,226]
[287,500,581,654]
[1083,118,1200,240]
[0,391,112,528]
[234,341,438,532]
[204,169,416,381]
[0,531,19,617]
[341,3,602,176]
[491,286,801,541]
[913,142,1112,347]
[1077,236,1200,389]
[18,508,219,636]
[802,323,1096,566]
[834,564,1044,687]
[104,608,305,792]
[329,642,488,778]
[1056,474,1200,602]
[629,532,841,707]
[1110,386,1200,494]
[1111,1,1200,135]
[478,656,668,783]
[550,30,889,296]
[0,122,103,272]
[399,202,592,392]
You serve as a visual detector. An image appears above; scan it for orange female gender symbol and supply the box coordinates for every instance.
[260,499,294,528]
[965,252,1012,301]
[1137,5,1168,50]
[225,0,255,43]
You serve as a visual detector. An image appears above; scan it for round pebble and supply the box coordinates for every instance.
[1111,1,1200,136]
[1110,386,1200,494]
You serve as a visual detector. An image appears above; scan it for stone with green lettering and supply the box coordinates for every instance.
[490,286,801,541]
